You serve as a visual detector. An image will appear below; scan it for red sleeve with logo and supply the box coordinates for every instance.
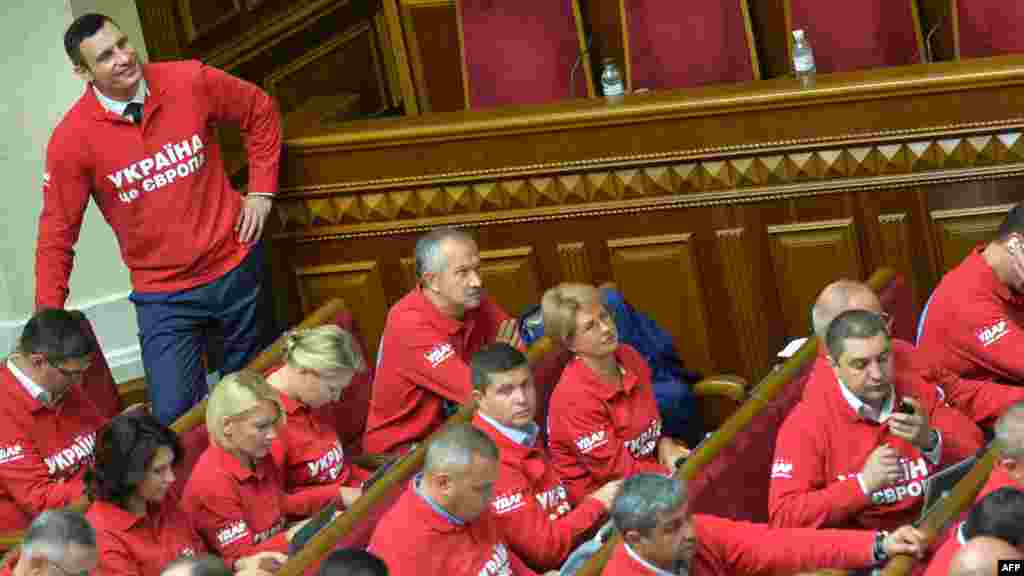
[924,365,1024,427]
[931,282,1024,383]
[491,473,605,571]
[197,64,281,195]
[768,404,872,528]
[696,514,874,575]
[0,423,86,518]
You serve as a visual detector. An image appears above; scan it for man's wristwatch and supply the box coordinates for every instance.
[873,530,889,563]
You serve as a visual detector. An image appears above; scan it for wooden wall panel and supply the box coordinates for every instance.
[294,260,389,364]
[557,242,594,284]
[400,0,465,113]
[179,0,242,45]
[715,227,769,381]
[478,247,542,319]
[606,233,715,375]
[877,212,923,313]
[768,218,863,341]
[930,204,1016,272]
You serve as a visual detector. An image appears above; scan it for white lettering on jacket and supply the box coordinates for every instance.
[0,445,24,465]
[575,430,608,454]
[216,521,248,546]
[105,134,208,204]
[424,343,455,368]
[771,459,794,479]
[535,484,572,520]
[44,432,96,476]
[978,320,1010,347]
[252,518,286,544]
[837,456,931,505]
[477,543,513,576]
[306,441,345,481]
[624,419,661,459]
[492,492,525,515]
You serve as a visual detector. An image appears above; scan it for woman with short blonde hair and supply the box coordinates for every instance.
[266,325,369,514]
[543,282,690,505]
[182,371,308,568]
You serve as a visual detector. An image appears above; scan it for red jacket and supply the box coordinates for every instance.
[180,443,291,565]
[367,480,537,576]
[769,357,982,531]
[603,514,875,576]
[0,363,105,531]
[918,248,1024,385]
[547,344,670,505]
[921,522,966,576]
[87,499,207,576]
[472,413,606,571]
[36,60,281,307]
[270,392,365,516]
[363,288,510,454]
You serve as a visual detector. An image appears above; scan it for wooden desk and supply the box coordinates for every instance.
[273,56,1024,382]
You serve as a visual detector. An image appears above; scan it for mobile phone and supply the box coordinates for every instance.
[896,398,915,415]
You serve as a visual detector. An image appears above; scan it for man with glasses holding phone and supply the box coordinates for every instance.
[0,309,106,533]
[2,510,98,576]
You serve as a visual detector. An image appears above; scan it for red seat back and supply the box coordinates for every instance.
[171,425,210,501]
[957,1,1024,58]
[458,0,590,108]
[877,273,917,344]
[789,0,922,73]
[688,362,813,522]
[531,346,573,445]
[623,0,756,91]
[80,316,122,419]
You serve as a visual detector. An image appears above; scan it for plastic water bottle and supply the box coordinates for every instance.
[601,58,625,99]
[792,29,816,87]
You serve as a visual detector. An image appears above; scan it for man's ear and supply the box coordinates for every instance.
[471,389,484,406]
[222,417,236,441]
[621,529,643,548]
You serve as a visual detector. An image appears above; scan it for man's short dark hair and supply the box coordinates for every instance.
[471,343,528,393]
[18,308,95,363]
[963,487,1024,546]
[825,309,888,360]
[161,555,231,576]
[64,13,116,69]
[319,549,388,576]
[997,202,1024,241]
[22,510,96,561]
[88,411,183,508]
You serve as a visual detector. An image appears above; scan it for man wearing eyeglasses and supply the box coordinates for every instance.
[0,309,106,532]
[2,510,98,576]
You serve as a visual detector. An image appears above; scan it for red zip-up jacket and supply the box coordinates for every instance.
[0,363,105,531]
[36,60,281,307]
[472,413,606,571]
[363,288,510,454]
[367,480,537,576]
[87,499,207,576]
[269,391,367,517]
[180,443,291,565]
[769,357,982,531]
[547,344,670,505]
[603,514,876,576]
[918,247,1024,385]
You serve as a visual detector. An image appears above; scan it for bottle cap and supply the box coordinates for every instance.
[793,29,805,40]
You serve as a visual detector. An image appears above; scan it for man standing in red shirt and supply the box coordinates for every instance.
[470,343,620,572]
[918,202,1024,385]
[367,423,546,575]
[38,14,282,425]
[0,309,106,532]
[363,228,520,454]
[770,310,982,531]
[602,474,926,576]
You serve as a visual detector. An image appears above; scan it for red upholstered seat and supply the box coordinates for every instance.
[688,362,812,522]
[623,0,757,91]
[956,1,1024,58]
[171,425,210,501]
[458,0,590,108]
[531,346,573,445]
[877,273,917,344]
[789,0,923,73]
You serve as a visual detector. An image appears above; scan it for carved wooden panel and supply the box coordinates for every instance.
[606,233,715,375]
[715,228,769,381]
[400,0,465,112]
[294,260,389,364]
[179,0,241,45]
[478,247,542,318]
[877,212,922,308]
[768,218,864,340]
[557,242,593,284]
[930,204,1015,272]
[399,257,418,294]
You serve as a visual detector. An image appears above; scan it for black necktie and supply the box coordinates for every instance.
[124,102,143,124]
